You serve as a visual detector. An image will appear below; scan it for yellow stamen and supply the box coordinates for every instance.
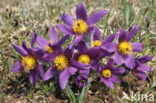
[21,56,36,71]
[53,55,69,71]
[118,41,132,55]
[92,40,102,47]
[77,54,91,64]
[72,19,88,34]
[45,45,54,53]
[101,69,112,78]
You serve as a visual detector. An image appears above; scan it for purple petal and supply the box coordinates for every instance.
[61,14,74,26]
[29,70,37,85]
[59,35,70,46]
[101,43,117,52]
[22,42,30,54]
[42,53,55,62]
[132,42,144,52]
[31,32,37,47]
[76,2,87,21]
[57,24,74,35]
[79,69,90,75]
[64,48,73,58]
[118,29,127,42]
[11,61,23,72]
[36,36,48,48]
[71,60,90,70]
[69,35,83,48]
[100,77,114,88]
[112,67,125,75]
[36,64,44,79]
[48,27,58,43]
[136,71,147,81]
[103,33,117,44]
[124,55,135,69]
[110,75,120,83]
[76,41,88,53]
[59,69,71,89]
[44,67,57,80]
[139,64,151,72]
[87,47,101,58]
[138,56,153,63]
[68,66,77,75]
[12,43,28,56]
[113,52,122,65]
[127,25,139,41]
[92,27,101,40]
[87,10,108,25]
[28,47,44,59]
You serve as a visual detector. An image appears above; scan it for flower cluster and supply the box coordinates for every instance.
[11,3,153,89]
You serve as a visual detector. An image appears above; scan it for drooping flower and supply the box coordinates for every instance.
[43,48,78,89]
[112,25,144,69]
[58,2,108,47]
[36,27,69,61]
[98,60,125,88]
[11,33,45,85]
[133,56,153,80]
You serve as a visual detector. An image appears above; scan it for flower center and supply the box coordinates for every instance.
[21,55,36,71]
[53,55,69,71]
[118,41,132,55]
[77,54,91,64]
[45,45,54,53]
[72,19,88,34]
[101,69,112,79]
[92,40,102,47]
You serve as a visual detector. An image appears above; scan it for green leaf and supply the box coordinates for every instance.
[65,85,76,103]
[123,2,131,25]
[78,77,93,103]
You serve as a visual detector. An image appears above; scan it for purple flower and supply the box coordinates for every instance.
[58,2,108,47]
[98,60,125,88]
[111,25,144,69]
[36,27,69,61]
[133,56,153,80]
[76,75,88,88]
[91,27,117,53]
[72,41,101,72]
[44,48,78,89]
[11,34,45,85]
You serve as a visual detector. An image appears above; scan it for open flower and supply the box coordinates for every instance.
[98,60,125,88]
[72,41,101,72]
[112,25,144,69]
[133,56,153,80]
[91,27,117,53]
[11,34,45,85]
[44,48,79,89]
[58,2,108,47]
[36,27,69,61]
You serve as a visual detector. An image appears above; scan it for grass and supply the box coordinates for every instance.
[0,0,156,102]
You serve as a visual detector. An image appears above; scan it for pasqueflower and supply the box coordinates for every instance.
[44,48,78,89]
[58,2,108,47]
[98,60,125,88]
[11,33,44,85]
[36,27,69,61]
[112,25,144,69]
[133,56,153,80]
